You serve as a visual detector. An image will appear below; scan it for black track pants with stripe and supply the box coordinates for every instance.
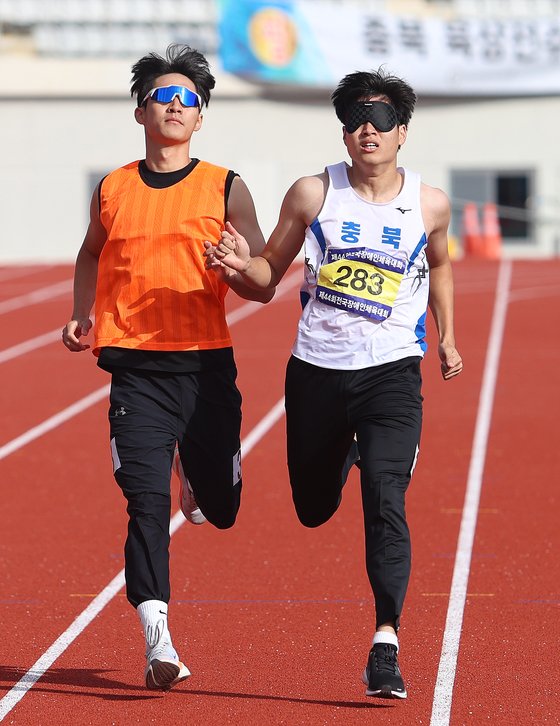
[285,355,423,630]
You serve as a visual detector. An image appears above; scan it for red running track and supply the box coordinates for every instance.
[0,259,558,725]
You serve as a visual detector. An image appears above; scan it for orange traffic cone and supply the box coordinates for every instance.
[481,202,502,260]
[462,202,483,257]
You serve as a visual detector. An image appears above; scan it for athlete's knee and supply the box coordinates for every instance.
[297,512,328,528]
[122,487,171,517]
[203,493,241,529]
[211,511,238,529]
[293,494,341,528]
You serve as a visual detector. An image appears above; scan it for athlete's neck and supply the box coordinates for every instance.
[144,143,192,173]
[347,163,403,204]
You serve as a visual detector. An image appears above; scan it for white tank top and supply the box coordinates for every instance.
[292,162,429,369]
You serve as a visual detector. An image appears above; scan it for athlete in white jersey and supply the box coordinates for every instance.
[205,68,463,701]
[295,162,429,368]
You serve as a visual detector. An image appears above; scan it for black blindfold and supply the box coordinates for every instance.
[345,101,398,133]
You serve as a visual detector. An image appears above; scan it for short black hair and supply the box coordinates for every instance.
[130,44,215,108]
[331,68,417,128]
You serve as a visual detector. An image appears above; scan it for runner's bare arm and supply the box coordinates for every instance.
[207,174,327,288]
[219,176,274,303]
[62,184,106,351]
[422,184,463,380]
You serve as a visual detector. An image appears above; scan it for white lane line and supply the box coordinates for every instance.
[237,397,286,459]
[507,284,560,302]
[225,267,301,325]
[0,266,54,283]
[0,399,286,721]
[0,266,302,365]
[430,259,512,726]
[0,386,111,461]
[0,280,72,315]
[0,328,61,365]
[0,570,125,722]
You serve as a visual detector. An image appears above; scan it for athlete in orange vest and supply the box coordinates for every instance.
[62,44,273,691]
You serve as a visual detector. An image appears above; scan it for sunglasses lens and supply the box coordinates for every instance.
[149,85,200,107]
[345,102,397,133]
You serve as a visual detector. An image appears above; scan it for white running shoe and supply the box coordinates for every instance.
[173,448,206,525]
[145,638,191,691]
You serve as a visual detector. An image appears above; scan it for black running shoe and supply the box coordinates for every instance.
[362,643,407,699]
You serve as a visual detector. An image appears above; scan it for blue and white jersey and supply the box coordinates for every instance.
[292,162,429,369]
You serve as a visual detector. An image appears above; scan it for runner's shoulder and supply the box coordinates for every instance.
[284,172,328,221]
[420,182,450,217]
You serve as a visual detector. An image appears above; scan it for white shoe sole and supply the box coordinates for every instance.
[362,669,407,699]
[145,658,191,691]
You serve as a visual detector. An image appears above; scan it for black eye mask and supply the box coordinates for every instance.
[345,101,398,133]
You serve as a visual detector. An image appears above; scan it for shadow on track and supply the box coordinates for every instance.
[0,666,396,708]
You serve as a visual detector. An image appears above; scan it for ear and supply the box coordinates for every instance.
[193,112,203,132]
[134,106,145,126]
[398,124,407,148]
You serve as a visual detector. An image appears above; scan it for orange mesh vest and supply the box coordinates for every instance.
[93,160,232,355]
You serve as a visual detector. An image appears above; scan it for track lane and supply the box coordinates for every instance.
[448,260,560,725]
[3,260,546,724]
[430,260,511,725]
[0,268,303,720]
[0,395,287,722]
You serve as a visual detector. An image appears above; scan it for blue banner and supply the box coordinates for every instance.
[218,0,560,95]
[218,0,332,86]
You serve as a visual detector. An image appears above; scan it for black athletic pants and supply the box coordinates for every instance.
[285,355,423,630]
[108,367,242,608]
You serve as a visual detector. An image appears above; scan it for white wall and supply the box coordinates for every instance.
[1,82,558,263]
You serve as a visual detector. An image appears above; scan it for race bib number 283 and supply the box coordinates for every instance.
[316,247,405,321]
